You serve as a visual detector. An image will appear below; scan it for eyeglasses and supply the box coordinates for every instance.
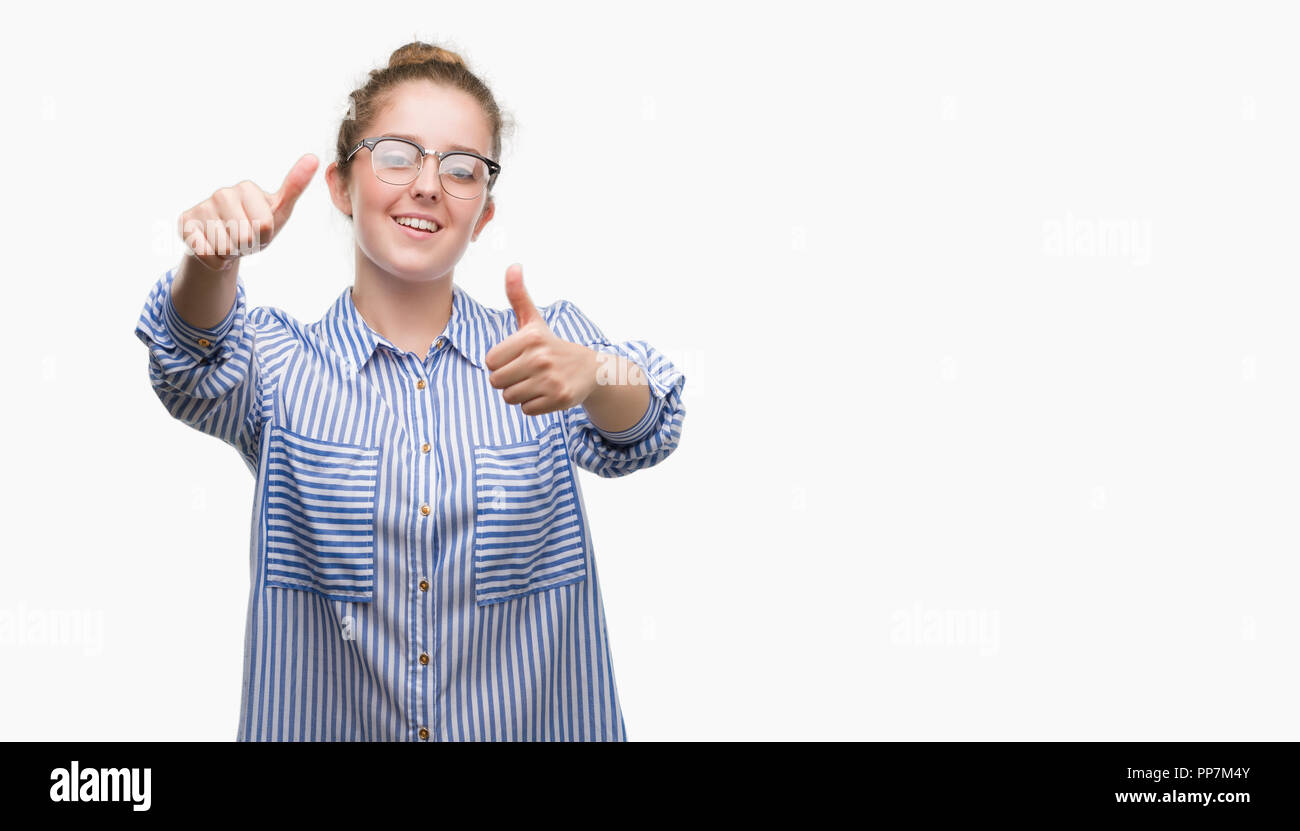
[343,136,502,199]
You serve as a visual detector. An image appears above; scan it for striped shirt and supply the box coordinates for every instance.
[134,266,686,741]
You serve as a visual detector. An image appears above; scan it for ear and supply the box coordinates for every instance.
[472,197,495,241]
[324,161,354,218]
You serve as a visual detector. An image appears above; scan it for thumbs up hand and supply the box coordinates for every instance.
[178,153,318,272]
[485,264,599,417]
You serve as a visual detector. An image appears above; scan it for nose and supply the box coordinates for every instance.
[410,157,443,201]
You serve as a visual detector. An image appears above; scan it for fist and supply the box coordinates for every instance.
[484,264,598,416]
[178,153,318,271]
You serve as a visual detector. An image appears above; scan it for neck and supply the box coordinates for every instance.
[351,254,454,358]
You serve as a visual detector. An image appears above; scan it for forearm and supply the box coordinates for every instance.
[171,251,239,330]
[581,350,651,434]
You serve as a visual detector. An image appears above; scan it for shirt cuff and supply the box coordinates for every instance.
[162,277,240,364]
[587,378,664,446]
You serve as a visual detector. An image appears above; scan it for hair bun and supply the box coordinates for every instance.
[386,41,467,71]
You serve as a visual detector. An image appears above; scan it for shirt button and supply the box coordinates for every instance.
[416,379,426,390]
[419,652,430,665]
[421,442,431,454]
[435,338,444,349]
[418,726,429,740]
[418,578,429,592]
[420,503,430,516]
[197,337,211,348]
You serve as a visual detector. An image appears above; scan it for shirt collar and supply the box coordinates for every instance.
[321,281,493,372]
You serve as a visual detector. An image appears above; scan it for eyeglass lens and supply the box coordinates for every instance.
[372,139,490,198]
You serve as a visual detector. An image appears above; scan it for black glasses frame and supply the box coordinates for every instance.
[343,136,502,198]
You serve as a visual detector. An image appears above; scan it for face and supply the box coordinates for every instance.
[326,80,496,284]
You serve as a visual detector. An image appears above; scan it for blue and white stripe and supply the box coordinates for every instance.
[134,266,686,741]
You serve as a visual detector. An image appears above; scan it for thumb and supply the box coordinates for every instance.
[505,263,541,328]
[269,153,319,229]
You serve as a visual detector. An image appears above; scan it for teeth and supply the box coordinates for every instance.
[395,216,438,232]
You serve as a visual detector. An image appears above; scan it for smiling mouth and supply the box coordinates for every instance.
[392,216,441,236]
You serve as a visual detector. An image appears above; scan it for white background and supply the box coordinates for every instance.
[2,0,1297,740]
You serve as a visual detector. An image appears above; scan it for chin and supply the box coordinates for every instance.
[382,254,456,282]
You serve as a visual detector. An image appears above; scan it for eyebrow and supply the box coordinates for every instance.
[383,132,487,157]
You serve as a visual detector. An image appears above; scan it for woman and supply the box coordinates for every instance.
[133,41,686,741]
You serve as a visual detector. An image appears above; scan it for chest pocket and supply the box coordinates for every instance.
[263,425,380,602]
[471,420,588,606]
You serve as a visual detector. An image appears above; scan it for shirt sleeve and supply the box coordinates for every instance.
[547,299,686,478]
[133,266,280,473]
